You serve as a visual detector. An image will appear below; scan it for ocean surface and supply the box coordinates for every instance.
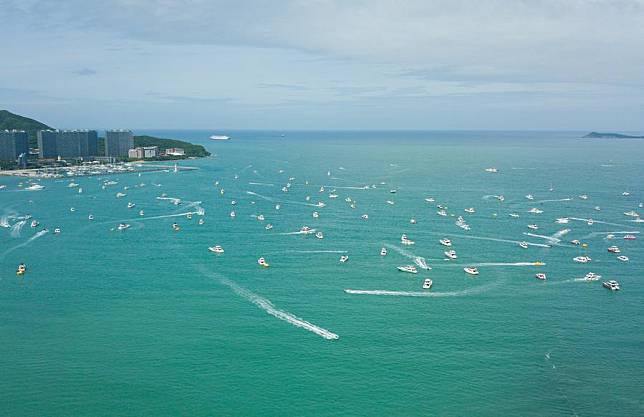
[1,130,642,416]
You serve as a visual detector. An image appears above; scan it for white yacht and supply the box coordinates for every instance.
[117,223,130,231]
[380,247,387,256]
[602,280,620,291]
[436,209,447,217]
[230,211,236,218]
[528,224,539,230]
[535,273,547,281]
[257,257,270,268]
[265,223,273,230]
[339,255,349,263]
[208,245,224,254]
[409,218,417,224]
[464,207,476,214]
[556,218,569,224]
[397,265,418,274]
[401,234,415,245]
[444,250,457,260]
[30,220,39,228]
[573,256,591,263]
[464,267,479,276]
[422,279,433,289]
[607,246,621,253]
[583,272,601,281]
[329,193,338,199]
[257,214,265,221]
[617,255,629,262]
[25,184,45,191]
[623,210,639,217]
[127,202,135,209]
[519,241,529,249]
[315,231,324,239]
[485,167,498,173]
[210,135,230,140]
[525,194,534,200]
[623,234,637,240]
[53,228,61,234]
[528,208,543,214]
[312,211,319,218]
[88,214,94,220]
[361,214,369,220]
[439,238,452,247]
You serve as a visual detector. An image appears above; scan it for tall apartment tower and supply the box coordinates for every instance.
[105,130,134,157]
[0,130,28,161]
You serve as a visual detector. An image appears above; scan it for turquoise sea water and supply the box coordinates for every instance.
[1,131,642,416]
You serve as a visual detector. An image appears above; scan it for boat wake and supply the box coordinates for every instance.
[279,229,317,235]
[219,278,339,340]
[2,229,49,258]
[246,191,318,207]
[382,243,431,269]
[10,220,26,238]
[440,233,553,248]
[344,283,495,297]
[248,182,275,187]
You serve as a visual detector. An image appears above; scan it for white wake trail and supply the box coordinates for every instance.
[10,220,26,238]
[382,243,431,269]
[2,229,49,258]
[246,190,318,207]
[442,233,553,248]
[248,182,275,187]
[345,283,495,297]
[220,278,339,340]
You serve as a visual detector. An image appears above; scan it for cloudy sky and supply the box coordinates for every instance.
[2,0,644,130]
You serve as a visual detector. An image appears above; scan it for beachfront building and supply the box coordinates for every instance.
[105,129,134,158]
[38,129,98,159]
[165,147,185,156]
[0,129,29,161]
[143,146,158,158]
[128,148,143,159]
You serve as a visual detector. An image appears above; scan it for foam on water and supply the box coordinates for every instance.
[344,283,495,297]
[2,229,49,258]
[10,220,26,238]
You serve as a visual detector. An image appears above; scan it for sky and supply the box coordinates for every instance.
[1,0,644,130]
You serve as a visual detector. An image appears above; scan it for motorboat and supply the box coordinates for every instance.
[30,220,39,228]
[444,250,457,260]
[525,194,534,200]
[397,265,418,274]
[436,209,447,217]
[439,238,452,247]
[606,234,615,240]
[319,186,325,193]
[329,193,339,199]
[570,239,581,245]
[16,263,26,276]
[573,256,591,263]
[496,195,505,202]
[116,192,126,198]
[623,235,637,240]
[579,194,588,200]
[607,246,621,254]
[464,267,479,276]
[464,207,475,214]
[409,218,417,224]
[528,208,543,214]
[380,247,387,256]
[316,202,326,208]
[594,206,601,211]
[339,255,349,263]
[617,255,629,262]
[623,210,639,217]
[208,245,224,254]
[622,191,630,196]
[602,280,620,291]
[281,187,289,193]
[485,167,498,173]
[422,279,433,289]
[535,273,547,281]
[258,257,270,268]
[533,261,546,266]
[172,223,180,231]
[587,219,594,226]
[361,214,369,220]
[117,223,130,231]
[315,231,324,239]
[230,211,236,218]
[275,204,281,210]
[312,211,319,218]
[53,228,61,234]
[231,200,237,205]
[198,218,205,225]
[25,184,44,191]
[88,214,94,220]
[583,272,601,281]
[210,135,230,140]
[300,226,315,234]
[528,224,539,230]
[186,213,193,220]
[257,214,265,221]
[519,241,529,249]
[386,200,395,205]
[401,234,415,245]
[425,197,435,203]
[389,189,397,194]
[556,218,569,224]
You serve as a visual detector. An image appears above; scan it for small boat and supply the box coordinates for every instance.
[602,280,620,291]
[361,214,369,220]
[464,207,475,214]
[88,214,94,220]
[397,265,418,274]
[186,213,193,220]
[139,210,145,216]
[594,206,601,211]
[422,279,433,289]
[439,238,452,247]
[535,273,547,281]
[275,204,281,210]
[25,184,44,191]
[533,261,546,266]
[583,272,601,281]
[401,234,415,245]
[339,255,349,263]
[231,200,237,206]
[389,189,397,194]
[16,263,26,276]
[265,223,273,230]
[436,209,447,216]
[623,235,637,240]
[573,256,591,263]
[587,219,594,226]
[425,197,435,203]
[172,223,180,231]
[116,192,126,198]
[30,220,39,228]
[579,194,588,200]
[496,195,505,202]
[525,194,534,200]
[409,218,417,224]
[519,241,529,249]
[570,239,581,245]
[53,228,61,234]
[617,255,629,262]
[117,223,130,231]
[528,224,539,230]
[607,246,621,253]
[258,257,270,268]
[127,202,135,209]
[329,193,338,199]
[257,214,265,221]
[444,250,457,260]
[208,245,224,254]
[485,167,498,173]
[386,200,395,205]
[380,247,387,256]
[210,135,230,140]
[622,191,630,196]
[623,210,639,217]
[464,267,479,276]
[312,211,319,218]
[281,187,289,193]
[300,226,315,234]
[315,231,324,239]
[556,218,569,224]
[198,218,205,225]
[230,211,236,218]
[528,208,543,214]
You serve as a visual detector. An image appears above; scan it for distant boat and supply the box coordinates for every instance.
[210,135,230,141]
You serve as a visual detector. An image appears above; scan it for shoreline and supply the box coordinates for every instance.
[0,161,199,179]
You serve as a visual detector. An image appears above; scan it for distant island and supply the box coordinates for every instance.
[0,109,210,159]
[584,131,644,139]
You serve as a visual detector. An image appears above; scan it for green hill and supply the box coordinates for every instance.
[134,135,210,158]
[0,109,53,147]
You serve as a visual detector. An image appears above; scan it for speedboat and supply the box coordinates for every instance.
[127,202,135,209]
[257,214,265,221]
[339,255,349,263]
[485,167,498,173]
[300,226,315,234]
[587,219,594,226]
[583,272,601,281]
[172,223,180,231]
[617,255,629,262]
[444,250,457,260]
[257,257,270,268]
[535,273,547,281]
[30,220,39,228]
[528,208,543,214]
[525,194,534,200]
[425,197,435,203]
[579,194,588,200]
[573,256,591,263]
[436,209,447,217]
[312,211,319,218]
[117,223,130,231]
[208,245,224,254]
[602,280,620,291]
[315,231,324,239]
[623,235,637,240]
[116,192,126,198]
[622,191,630,196]
[361,214,369,220]
[53,228,61,234]
[496,195,505,202]
[389,189,397,194]
[265,223,273,230]
[528,224,539,230]
[422,279,433,289]
[519,241,529,249]
[397,265,418,274]
[607,246,621,253]
[386,200,395,205]
[556,218,569,224]
[329,193,338,199]
[464,207,476,214]
[410,218,417,224]
[186,213,193,220]
[570,239,581,245]
[401,234,415,245]
[25,184,44,191]
[439,238,452,247]
[198,218,205,225]
[623,210,639,217]
[594,206,601,211]
[16,263,26,276]
[316,202,326,208]
[464,267,479,276]
[380,247,387,256]
[230,211,236,218]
